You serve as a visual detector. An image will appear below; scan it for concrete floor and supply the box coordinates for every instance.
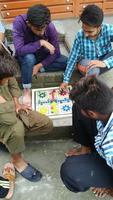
[1,139,113,200]
[1,14,113,200]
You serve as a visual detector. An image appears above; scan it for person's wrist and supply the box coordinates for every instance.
[63,80,69,84]
[40,39,45,47]
[38,63,43,68]
[36,63,43,70]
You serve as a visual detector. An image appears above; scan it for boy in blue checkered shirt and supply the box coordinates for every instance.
[61,76,113,197]
[60,4,113,89]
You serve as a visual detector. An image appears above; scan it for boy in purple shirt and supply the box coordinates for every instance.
[13,4,67,105]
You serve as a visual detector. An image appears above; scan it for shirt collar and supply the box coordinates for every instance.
[97,112,113,133]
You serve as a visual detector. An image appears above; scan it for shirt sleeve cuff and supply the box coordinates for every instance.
[103,60,111,69]
[63,79,69,83]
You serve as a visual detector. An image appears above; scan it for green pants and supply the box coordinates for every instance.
[0,110,53,154]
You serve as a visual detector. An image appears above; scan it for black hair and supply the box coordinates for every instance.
[70,76,113,115]
[79,4,103,27]
[0,49,18,80]
[27,4,51,28]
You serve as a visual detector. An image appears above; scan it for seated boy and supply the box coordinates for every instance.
[60,5,113,90]
[61,76,113,197]
[13,4,67,105]
[0,50,53,182]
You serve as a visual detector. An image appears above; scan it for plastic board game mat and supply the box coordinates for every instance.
[32,86,72,119]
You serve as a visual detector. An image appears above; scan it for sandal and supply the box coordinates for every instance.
[0,176,10,198]
[2,162,16,199]
[16,163,42,182]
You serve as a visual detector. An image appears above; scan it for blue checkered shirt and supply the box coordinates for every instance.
[63,23,113,83]
[95,112,113,169]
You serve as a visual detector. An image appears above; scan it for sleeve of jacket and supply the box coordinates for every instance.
[0,101,17,125]
[8,77,22,97]
[41,23,61,67]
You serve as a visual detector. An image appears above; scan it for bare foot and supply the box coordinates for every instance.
[11,154,42,182]
[3,162,16,200]
[91,187,113,198]
[3,162,15,181]
[65,146,91,157]
[12,158,28,173]
[22,89,32,107]
[5,182,15,200]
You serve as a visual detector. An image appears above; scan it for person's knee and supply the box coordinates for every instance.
[60,162,71,184]
[62,55,68,64]
[57,55,68,63]
[20,54,36,66]
[87,67,100,76]
[60,162,67,181]
[27,111,53,134]
[56,55,67,69]
[60,161,77,192]
[60,160,88,193]
[78,59,100,76]
[37,117,53,135]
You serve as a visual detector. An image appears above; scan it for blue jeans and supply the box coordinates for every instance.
[60,104,113,192]
[18,54,67,88]
[78,50,113,77]
[78,59,100,76]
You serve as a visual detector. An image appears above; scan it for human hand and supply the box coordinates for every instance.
[32,63,43,76]
[87,60,106,72]
[16,103,31,114]
[40,40,55,54]
[60,82,69,90]
[0,96,6,103]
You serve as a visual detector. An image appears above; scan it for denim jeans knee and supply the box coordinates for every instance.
[19,54,37,85]
[78,59,100,76]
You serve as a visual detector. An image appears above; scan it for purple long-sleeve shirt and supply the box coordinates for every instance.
[13,14,61,67]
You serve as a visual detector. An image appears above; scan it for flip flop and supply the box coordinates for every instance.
[0,143,9,152]
[16,163,42,182]
[3,163,15,181]
[0,176,10,198]
[2,162,15,200]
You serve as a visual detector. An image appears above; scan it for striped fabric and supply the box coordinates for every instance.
[63,23,113,83]
[95,112,113,169]
[0,180,9,189]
